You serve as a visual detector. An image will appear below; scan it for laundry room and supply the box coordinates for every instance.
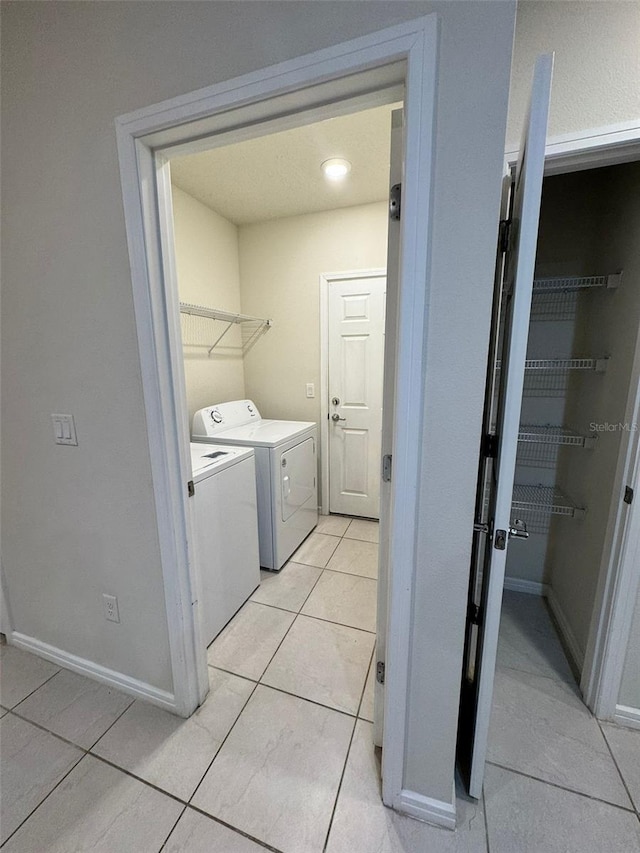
[164,103,396,722]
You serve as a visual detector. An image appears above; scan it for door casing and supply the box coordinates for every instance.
[116,15,439,814]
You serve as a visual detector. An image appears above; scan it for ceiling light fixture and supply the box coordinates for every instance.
[321,158,351,181]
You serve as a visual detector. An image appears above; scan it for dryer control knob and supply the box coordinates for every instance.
[210,410,223,423]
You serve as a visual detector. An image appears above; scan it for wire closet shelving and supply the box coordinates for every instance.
[179,302,272,354]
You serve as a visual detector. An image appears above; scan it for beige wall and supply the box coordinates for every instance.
[508,1,640,151]
[172,186,245,424]
[239,202,388,420]
[1,0,516,809]
[239,202,388,509]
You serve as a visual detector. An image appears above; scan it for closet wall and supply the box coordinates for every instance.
[505,162,640,684]
[505,171,603,589]
[547,162,640,666]
[172,186,245,422]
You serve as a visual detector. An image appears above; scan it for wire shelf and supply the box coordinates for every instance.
[518,425,596,448]
[179,302,272,354]
[511,484,585,533]
[532,273,622,293]
[530,289,579,322]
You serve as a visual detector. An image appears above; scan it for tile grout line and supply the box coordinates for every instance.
[355,646,376,721]
[157,804,188,852]
[596,719,639,817]
[0,737,85,849]
[246,598,376,635]
[321,716,359,853]
[184,558,330,824]
[5,666,62,713]
[482,786,492,853]
[486,760,637,813]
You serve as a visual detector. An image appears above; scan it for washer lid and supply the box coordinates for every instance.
[189,442,254,481]
[201,420,316,448]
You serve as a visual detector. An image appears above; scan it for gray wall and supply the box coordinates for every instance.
[1,0,515,808]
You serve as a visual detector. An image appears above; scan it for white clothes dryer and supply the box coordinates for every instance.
[192,400,318,570]
[190,442,260,644]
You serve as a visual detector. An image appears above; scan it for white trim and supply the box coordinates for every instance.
[506,120,640,175]
[582,349,640,718]
[396,789,456,830]
[503,577,548,596]
[319,268,386,516]
[115,14,439,811]
[10,633,177,711]
[547,586,585,674]
[613,705,640,730]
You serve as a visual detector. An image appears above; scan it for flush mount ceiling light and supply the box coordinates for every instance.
[321,158,351,180]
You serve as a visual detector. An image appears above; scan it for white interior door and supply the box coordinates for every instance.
[374,108,403,748]
[328,275,385,518]
[457,54,554,798]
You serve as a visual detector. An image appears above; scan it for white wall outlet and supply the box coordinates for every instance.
[306,383,315,398]
[103,594,120,623]
[51,414,78,446]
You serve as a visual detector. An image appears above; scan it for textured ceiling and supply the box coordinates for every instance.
[169,104,397,225]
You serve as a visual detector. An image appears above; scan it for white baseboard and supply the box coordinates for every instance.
[614,704,640,730]
[546,588,585,673]
[504,577,549,596]
[10,632,178,713]
[396,789,456,830]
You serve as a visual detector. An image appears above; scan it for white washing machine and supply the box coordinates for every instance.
[190,442,260,645]
[192,400,318,570]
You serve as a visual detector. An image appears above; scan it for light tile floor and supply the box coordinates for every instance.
[1,527,639,852]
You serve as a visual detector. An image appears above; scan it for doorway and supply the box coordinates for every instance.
[116,16,439,816]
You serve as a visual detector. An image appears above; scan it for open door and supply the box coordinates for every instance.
[457,55,554,798]
[375,108,403,748]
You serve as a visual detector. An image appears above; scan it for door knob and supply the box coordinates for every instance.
[331,413,346,422]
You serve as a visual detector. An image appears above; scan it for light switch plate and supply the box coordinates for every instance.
[51,414,78,446]
[306,383,315,398]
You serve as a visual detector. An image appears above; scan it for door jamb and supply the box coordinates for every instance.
[115,14,439,811]
[505,119,640,722]
[319,268,386,516]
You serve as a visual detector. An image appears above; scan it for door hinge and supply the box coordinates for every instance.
[187,480,195,498]
[382,454,392,482]
[482,433,499,458]
[499,218,511,253]
[467,601,482,626]
[624,486,634,505]
[376,660,385,684]
[473,522,490,535]
[389,183,401,221]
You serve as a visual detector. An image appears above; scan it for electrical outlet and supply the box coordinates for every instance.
[103,594,120,623]
[306,383,315,398]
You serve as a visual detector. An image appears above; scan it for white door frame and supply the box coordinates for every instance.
[506,119,640,724]
[115,15,438,810]
[319,268,386,517]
